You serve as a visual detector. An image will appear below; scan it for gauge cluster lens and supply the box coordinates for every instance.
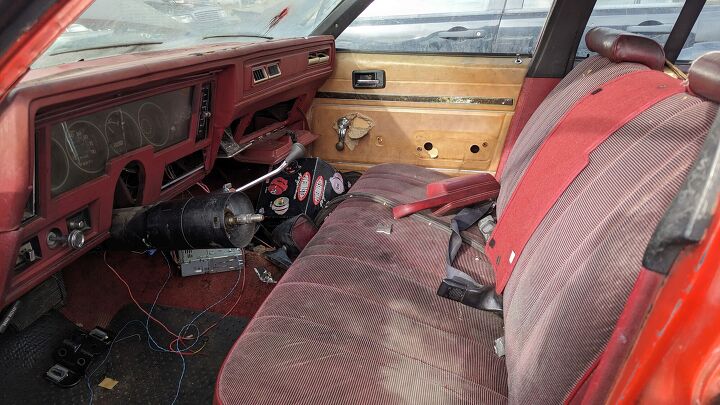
[48,87,193,197]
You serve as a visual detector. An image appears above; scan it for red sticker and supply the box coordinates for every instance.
[312,175,325,205]
[268,177,288,195]
[296,172,311,201]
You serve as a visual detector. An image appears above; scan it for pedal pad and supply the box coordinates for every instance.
[46,327,114,388]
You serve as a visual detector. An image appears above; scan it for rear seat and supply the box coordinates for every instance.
[216,30,720,404]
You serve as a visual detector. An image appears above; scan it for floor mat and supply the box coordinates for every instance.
[0,305,247,404]
[0,310,78,404]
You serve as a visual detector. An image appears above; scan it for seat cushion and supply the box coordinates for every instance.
[216,199,506,404]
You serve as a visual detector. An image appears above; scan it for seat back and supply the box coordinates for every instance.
[497,27,667,216]
[502,51,720,403]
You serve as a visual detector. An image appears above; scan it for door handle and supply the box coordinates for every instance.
[353,70,385,89]
[355,79,380,86]
[437,28,487,39]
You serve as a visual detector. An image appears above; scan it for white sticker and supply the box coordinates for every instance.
[329,172,345,194]
[271,197,290,215]
[509,250,516,264]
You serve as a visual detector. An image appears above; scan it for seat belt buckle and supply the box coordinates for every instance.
[437,278,471,303]
[437,278,503,313]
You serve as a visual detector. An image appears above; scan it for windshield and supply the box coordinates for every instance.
[33,0,342,69]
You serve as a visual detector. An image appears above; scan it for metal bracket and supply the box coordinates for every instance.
[46,327,114,388]
[254,267,278,284]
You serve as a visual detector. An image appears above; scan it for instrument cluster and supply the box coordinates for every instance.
[49,87,194,196]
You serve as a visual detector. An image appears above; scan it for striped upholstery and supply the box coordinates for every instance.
[503,95,717,403]
[216,51,718,405]
[217,200,506,404]
[496,56,650,216]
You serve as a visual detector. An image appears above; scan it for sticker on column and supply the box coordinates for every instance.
[268,177,288,195]
[329,172,345,194]
[271,197,290,215]
[296,172,311,201]
[312,175,325,206]
[509,250,516,264]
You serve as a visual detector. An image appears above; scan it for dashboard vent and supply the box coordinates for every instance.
[252,67,268,83]
[196,83,212,142]
[267,63,281,78]
[308,50,330,66]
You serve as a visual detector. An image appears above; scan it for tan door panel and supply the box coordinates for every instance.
[311,104,512,174]
[309,52,528,174]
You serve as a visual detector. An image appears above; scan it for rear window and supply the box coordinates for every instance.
[336,0,553,55]
[678,1,720,62]
[577,0,683,58]
[577,0,720,61]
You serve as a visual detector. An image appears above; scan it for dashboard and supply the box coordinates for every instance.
[46,87,196,197]
[0,36,335,309]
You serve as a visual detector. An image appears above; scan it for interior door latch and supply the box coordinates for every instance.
[352,70,385,89]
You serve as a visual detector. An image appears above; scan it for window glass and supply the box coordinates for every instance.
[678,1,720,62]
[34,0,343,69]
[335,0,553,55]
[576,0,684,58]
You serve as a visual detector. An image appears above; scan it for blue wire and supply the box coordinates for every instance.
[86,251,243,405]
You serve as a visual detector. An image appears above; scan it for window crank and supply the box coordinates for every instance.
[335,117,351,151]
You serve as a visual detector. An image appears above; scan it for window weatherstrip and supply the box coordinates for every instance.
[315,92,514,106]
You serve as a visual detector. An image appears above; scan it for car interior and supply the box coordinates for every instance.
[1,0,719,403]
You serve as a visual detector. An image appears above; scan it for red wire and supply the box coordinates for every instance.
[104,251,186,340]
[198,262,247,337]
[105,251,248,355]
[167,261,247,355]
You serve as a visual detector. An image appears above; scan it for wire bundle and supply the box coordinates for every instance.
[86,251,246,404]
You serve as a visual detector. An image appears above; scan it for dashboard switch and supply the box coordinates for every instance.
[68,219,87,230]
[47,229,64,249]
[15,238,41,271]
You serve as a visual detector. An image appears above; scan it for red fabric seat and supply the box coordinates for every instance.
[216,34,720,404]
[218,200,505,404]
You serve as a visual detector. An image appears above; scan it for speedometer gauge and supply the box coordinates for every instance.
[105,109,142,155]
[62,120,109,174]
[138,102,170,147]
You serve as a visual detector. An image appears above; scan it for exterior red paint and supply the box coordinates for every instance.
[0,0,94,105]
[607,198,720,404]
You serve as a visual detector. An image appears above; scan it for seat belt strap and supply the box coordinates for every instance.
[486,70,685,294]
[437,201,502,313]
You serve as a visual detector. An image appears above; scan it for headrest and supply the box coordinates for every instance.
[586,27,665,71]
[688,52,720,104]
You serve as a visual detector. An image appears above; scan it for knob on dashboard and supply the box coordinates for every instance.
[67,230,86,250]
[47,228,86,250]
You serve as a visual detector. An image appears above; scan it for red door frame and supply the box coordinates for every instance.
[606,205,720,403]
[0,0,94,104]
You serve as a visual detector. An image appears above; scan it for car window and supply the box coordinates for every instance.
[335,0,554,55]
[576,0,686,58]
[33,0,343,69]
[678,1,720,62]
